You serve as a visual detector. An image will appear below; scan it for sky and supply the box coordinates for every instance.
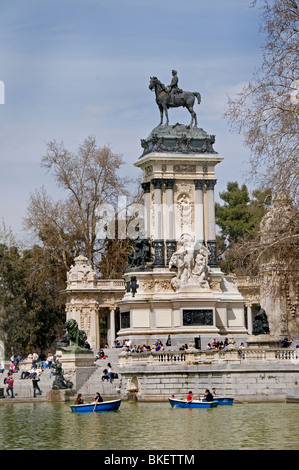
[0,0,264,243]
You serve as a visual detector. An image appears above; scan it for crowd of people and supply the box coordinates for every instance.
[1,351,60,399]
[120,338,164,353]
[206,338,229,350]
[1,352,56,375]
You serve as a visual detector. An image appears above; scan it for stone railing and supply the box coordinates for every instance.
[96,280,125,289]
[118,348,299,367]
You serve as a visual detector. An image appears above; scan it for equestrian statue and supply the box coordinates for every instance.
[149,70,201,127]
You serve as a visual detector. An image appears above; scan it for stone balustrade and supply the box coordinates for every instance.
[118,347,299,367]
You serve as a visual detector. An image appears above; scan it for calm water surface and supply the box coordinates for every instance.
[0,401,298,450]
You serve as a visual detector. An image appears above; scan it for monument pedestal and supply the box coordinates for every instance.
[56,346,95,392]
[246,334,281,348]
[117,124,247,348]
[47,389,75,402]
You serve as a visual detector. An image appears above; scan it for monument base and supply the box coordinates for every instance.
[246,334,281,348]
[56,347,96,392]
[47,389,75,402]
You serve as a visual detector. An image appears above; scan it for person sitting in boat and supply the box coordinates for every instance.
[212,388,218,397]
[93,392,103,403]
[187,391,193,402]
[204,389,214,402]
[74,393,84,405]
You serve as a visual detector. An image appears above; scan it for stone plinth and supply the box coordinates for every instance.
[57,347,96,392]
[47,389,75,402]
[246,335,281,348]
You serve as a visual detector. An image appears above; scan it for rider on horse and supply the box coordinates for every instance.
[168,70,182,106]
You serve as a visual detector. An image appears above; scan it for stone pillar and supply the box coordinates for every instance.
[164,178,176,265]
[109,307,116,346]
[247,304,253,335]
[152,178,165,267]
[141,181,151,238]
[95,308,100,350]
[205,179,218,267]
[194,179,205,244]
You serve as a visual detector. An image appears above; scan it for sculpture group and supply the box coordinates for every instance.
[169,234,210,291]
[149,70,201,127]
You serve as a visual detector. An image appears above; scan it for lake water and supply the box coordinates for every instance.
[0,401,298,451]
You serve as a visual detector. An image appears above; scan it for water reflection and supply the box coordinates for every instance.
[0,402,298,450]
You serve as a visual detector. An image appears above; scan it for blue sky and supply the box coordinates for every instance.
[0,0,264,242]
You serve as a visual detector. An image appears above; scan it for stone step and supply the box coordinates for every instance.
[1,371,55,398]
[77,347,122,398]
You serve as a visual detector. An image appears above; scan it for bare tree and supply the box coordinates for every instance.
[24,136,134,271]
[226,0,299,203]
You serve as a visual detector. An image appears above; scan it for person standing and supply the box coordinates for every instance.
[32,373,42,397]
[39,352,47,369]
[5,373,14,398]
[107,363,113,383]
[32,351,38,369]
[46,352,53,370]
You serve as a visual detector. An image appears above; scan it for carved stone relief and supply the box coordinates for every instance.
[169,234,210,291]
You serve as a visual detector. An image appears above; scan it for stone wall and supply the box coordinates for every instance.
[118,349,299,402]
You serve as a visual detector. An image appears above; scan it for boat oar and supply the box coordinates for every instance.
[93,397,99,413]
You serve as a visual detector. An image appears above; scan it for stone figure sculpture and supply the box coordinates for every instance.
[149,73,201,127]
[168,70,182,105]
[65,318,87,348]
[252,307,269,335]
[67,255,96,286]
[127,237,152,270]
[52,362,73,390]
[169,234,210,290]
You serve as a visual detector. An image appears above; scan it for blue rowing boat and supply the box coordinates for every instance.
[169,397,218,408]
[70,399,121,413]
[202,397,234,405]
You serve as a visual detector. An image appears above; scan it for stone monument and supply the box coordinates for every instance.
[117,73,247,349]
[48,318,95,400]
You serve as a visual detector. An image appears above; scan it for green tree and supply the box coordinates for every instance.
[215,182,271,274]
[0,243,65,356]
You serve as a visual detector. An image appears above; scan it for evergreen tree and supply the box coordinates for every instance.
[215,182,271,274]
[0,243,65,356]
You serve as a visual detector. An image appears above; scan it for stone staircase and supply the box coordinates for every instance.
[76,347,122,399]
[1,369,55,399]
[0,348,123,401]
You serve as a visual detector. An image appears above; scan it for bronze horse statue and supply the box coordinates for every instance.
[149,76,201,127]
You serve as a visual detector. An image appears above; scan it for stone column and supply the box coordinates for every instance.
[141,181,151,238]
[95,308,100,350]
[109,307,116,347]
[152,178,165,267]
[247,304,253,335]
[164,178,176,265]
[205,179,218,267]
[194,179,205,244]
